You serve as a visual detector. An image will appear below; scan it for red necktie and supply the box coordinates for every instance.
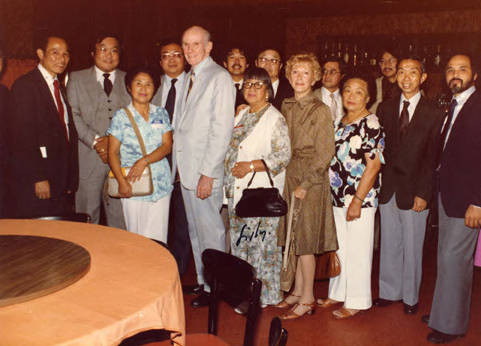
[53,80,68,141]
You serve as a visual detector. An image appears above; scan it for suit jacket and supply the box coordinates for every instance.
[173,56,235,190]
[378,95,443,209]
[438,90,481,217]
[67,67,130,179]
[151,72,187,123]
[8,67,78,217]
[272,77,293,111]
[0,84,9,217]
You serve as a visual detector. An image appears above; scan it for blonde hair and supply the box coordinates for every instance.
[285,53,322,82]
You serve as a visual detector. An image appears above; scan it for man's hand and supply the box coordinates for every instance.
[465,205,481,229]
[412,196,428,212]
[35,180,51,199]
[197,175,214,200]
[94,136,109,163]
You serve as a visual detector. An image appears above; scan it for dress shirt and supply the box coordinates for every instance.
[37,63,69,138]
[320,87,343,121]
[399,91,421,122]
[444,86,476,145]
[94,66,116,85]
[160,72,186,112]
[232,78,243,90]
[272,79,279,98]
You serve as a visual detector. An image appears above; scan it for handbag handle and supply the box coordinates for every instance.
[123,107,148,158]
[246,159,275,188]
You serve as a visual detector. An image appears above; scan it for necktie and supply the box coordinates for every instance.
[329,93,337,121]
[165,78,177,121]
[103,73,113,96]
[435,99,458,168]
[186,71,195,99]
[234,83,241,91]
[399,100,410,137]
[53,80,68,141]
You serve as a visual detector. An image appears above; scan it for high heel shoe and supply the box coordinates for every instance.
[274,294,300,308]
[279,302,316,320]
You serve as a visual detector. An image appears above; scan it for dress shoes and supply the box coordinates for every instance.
[373,298,399,307]
[422,314,430,324]
[403,303,419,314]
[182,284,204,295]
[190,291,211,308]
[427,330,463,344]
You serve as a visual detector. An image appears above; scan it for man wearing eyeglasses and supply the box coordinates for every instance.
[151,42,190,277]
[313,57,346,123]
[255,49,293,110]
[67,34,130,228]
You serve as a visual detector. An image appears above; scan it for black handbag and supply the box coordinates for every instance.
[235,159,287,218]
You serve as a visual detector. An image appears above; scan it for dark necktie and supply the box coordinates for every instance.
[234,82,241,91]
[53,80,68,141]
[186,71,195,99]
[164,78,177,121]
[399,100,410,137]
[435,99,458,168]
[103,73,113,96]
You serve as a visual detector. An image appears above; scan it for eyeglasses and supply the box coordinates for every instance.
[244,81,266,89]
[322,69,340,76]
[97,46,120,55]
[161,52,183,60]
[257,57,280,64]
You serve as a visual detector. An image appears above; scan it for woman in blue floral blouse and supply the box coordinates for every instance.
[317,75,385,319]
[108,66,173,243]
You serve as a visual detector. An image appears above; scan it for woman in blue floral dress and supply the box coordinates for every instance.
[108,66,173,243]
[318,75,385,319]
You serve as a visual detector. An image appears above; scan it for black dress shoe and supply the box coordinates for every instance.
[427,330,462,344]
[190,291,211,308]
[182,284,204,295]
[404,303,418,314]
[373,298,399,307]
[422,314,430,324]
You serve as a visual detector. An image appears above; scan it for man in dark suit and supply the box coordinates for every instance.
[8,35,78,218]
[424,53,481,344]
[255,48,292,110]
[374,56,443,315]
[223,47,248,108]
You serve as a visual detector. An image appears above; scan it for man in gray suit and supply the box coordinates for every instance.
[67,35,130,228]
[174,26,235,307]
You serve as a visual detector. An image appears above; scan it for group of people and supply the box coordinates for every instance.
[0,24,480,344]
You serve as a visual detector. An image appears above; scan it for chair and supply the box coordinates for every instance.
[268,317,288,346]
[34,213,91,223]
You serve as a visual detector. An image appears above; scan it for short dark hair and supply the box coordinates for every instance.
[398,55,426,74]
[321,56,347,75]
[124,66,160,96]
[224,47,248,62]
[342,72,376,110]
[90,33,122,54]
[243,67,274,102]
[378,46,401,61]
[256,48,284,62]
[35,33,67,52]
[445,52,479,75]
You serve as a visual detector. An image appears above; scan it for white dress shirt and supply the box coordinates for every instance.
[94,66,116,85]
[272,79,279,97]
[444,85,476,146]
[399,91,422,122]
[320,87,343,122]
[160,71,186,108]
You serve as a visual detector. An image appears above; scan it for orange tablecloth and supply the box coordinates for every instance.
[0,219,185,345]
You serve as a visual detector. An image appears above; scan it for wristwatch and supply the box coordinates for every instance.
[249,161,255,172]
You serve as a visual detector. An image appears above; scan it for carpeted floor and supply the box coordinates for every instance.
[180,228,481,346]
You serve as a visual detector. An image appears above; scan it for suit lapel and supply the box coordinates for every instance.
[444,90,478,150]
[86,67,102,105]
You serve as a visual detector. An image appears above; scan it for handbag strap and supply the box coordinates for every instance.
[246,159,275,188]
[123,107,148,157]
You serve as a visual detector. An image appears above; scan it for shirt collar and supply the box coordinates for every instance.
[321,86,340,99]
[94,66,117,84]
[165,71,186,84]
[453,85,476,107]
[284,91,316,109]
[37,63,56,85]
[400,91,421,105]
[191,56,212,75]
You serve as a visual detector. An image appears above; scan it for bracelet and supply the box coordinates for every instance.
[354,194,364,202]
[249,161,255,172]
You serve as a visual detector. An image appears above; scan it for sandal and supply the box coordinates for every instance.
[317,298,341,308]
[279,302,316,320]
[274,294,301,309]
[332,307,360,319]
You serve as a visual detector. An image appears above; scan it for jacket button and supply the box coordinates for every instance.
[108,108,112,111]
[236,187,240,189]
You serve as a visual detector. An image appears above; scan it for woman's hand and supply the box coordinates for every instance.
[118,179,132,198]
[232,161,253,178]
[294,186,307,200]
[127,158,148,182]
[346,198,362,221]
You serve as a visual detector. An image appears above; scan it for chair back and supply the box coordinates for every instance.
[35,213,91,223]
[268,317,288,346]
[202,249,262,346]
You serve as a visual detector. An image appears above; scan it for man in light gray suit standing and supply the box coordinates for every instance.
[67,35,130,228]
[174,26,235,307]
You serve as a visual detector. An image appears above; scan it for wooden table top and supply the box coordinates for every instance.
[0,235,91,307]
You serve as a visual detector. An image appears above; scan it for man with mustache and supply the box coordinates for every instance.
[7,35,78,217]
[423,53,481,344]
[370,49,401,114]
[223,47,249,108]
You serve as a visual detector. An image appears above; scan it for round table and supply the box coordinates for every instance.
[0,219,185,345]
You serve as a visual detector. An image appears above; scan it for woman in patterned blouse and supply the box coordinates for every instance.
[318,75,385,319]
[108,66,173,243]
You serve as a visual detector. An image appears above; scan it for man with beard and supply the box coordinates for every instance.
[423,53,481,344]
[370,49,401,114]
[223,47,249,108]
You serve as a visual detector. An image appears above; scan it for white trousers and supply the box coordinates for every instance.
[121,194,171,243]
[328,207,376,310]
